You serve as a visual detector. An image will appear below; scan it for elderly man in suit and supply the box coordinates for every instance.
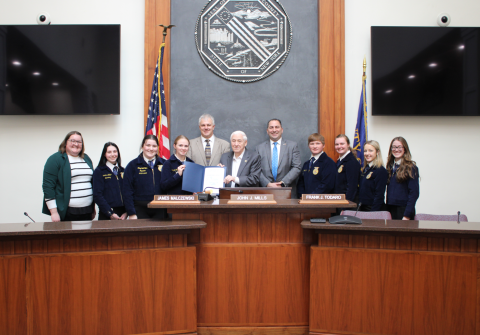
[219,131,261,187]
[187,114,230,166]
[256,119,302,188]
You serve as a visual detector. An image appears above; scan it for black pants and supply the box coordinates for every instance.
[98,206,127,220]
[387,204,411,220]
[64,211,93,222]
[134,201,167,219]
[359,203,387,212]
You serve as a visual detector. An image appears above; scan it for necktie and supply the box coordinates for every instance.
[309,157,315,171]
[149,160,154,169]
[272,142,278,181]
[205,139,211,166]
[113,166,118,176]
[337,158,342,167]
[393,163,399,173]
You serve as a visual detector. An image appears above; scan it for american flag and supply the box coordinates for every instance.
[145,43,170,159]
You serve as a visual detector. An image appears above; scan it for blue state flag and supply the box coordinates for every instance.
[353,77,368,165]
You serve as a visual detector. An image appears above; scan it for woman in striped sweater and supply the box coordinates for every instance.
[42,131,96,222]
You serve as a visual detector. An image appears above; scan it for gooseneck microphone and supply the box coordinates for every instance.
[354,202,362,216]
[24,212,36,227]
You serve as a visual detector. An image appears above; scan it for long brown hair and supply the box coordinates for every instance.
[386,137,418,183]
[335,134,356,158]
[59,131,85,158]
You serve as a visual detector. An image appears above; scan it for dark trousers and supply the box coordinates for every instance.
[98,206,127,220]
[387,204,411,220]
[64,212,93,222]
[134,201,167,219]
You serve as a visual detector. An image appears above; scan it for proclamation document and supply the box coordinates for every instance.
[182,161,226,193]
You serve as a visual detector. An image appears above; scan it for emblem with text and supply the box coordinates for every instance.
[195,0,293,83]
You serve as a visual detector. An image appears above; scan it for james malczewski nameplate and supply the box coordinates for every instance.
[195,0,293,83]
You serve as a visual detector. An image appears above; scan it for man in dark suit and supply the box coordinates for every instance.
[255,119,302,188]
[219,131,261,187]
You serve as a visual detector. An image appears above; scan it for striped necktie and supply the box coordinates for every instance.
[272,142,278,181]
[205,139,211,166]
[113,166,118,176]
[309,157,315,170]
[149,160,154,169]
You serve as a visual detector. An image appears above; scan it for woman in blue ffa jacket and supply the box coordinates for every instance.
[123,135,166,219]
[93,142,126,220]
[160,135,194,195]
[334,134,361,202]
[297,133,336,198]
[386,137,419,220]
[358,140,388,211]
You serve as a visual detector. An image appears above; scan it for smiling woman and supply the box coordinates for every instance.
[160,135,194,195]
[42,131,95,222]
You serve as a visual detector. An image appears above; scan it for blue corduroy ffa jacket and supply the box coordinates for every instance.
[358,165,388,211]
[297,152,336,198]
[387,165,419,219]
[334,152,361,202]
[123,154,165,216]
[93,165,125,217]
[160,154,194,195]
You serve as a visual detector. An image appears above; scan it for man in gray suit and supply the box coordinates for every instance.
[219,131,261,187]
[187,114,230,166]
[255,119,302,188]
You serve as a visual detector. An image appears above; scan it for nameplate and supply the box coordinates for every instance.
[228,194,277,204]
[156,195,198,201]
[299,194,349,205]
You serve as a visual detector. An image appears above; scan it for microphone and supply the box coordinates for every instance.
[354,202,362,216]
[24,212,35,227]
[457,211,461,224]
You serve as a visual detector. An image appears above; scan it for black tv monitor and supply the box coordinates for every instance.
[0,25,120,115]
[371,26,480,116]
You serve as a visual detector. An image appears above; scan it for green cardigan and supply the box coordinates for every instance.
[42,152,94,220]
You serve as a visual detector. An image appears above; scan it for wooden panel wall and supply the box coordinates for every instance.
[310,247,478,335]
[145,0,346,159]
[197,244,310,327]
[144,0,171,131]
[28,248,197,335]
[0,257,27,335]
[319,0,345,159]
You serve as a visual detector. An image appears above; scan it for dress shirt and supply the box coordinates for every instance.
[174,154,186,163]
[143,154,155,166]
[270,138,282,159]
[201,135,215,150]
[339,150,351,161]
[106,161,118,172]
[310,151,323,164]
[231,150,245,187]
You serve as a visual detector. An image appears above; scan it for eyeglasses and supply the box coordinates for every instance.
[69,139,83,145]
[391,146,403,151]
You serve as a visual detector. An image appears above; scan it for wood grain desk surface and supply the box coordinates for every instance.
[0,219,206,237]
[302,218,480,235]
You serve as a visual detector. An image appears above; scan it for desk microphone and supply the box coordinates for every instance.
[457,211,461,224]
[328,202,363,225]
[24,212,35,227]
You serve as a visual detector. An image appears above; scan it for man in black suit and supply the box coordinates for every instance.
[219,131,261,187]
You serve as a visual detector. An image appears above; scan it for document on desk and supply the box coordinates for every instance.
[182,161,226,194]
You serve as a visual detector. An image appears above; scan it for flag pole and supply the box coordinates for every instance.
[362,56,368,140]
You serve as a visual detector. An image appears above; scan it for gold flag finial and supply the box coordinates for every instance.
[158,24,175,43]
[363,56,367,80]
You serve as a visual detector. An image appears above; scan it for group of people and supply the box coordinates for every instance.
[42,114,419,222]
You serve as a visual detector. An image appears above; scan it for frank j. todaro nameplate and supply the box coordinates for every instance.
[151,195,201,204]
[298,194,349,205]
[227,194,277,204]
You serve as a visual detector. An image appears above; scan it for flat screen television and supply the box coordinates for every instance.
[371,26,480,116]
[0,25,120,115]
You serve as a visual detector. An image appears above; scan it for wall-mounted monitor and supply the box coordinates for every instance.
[0,25,120,115]
[371,26,480,116]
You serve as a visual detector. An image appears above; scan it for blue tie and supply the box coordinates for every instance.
[309,157,315,170]
[272,142,278,181]
[149,160,154,169]
[113,166,118,176]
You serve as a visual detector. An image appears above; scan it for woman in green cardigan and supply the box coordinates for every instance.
[42,131,96,222]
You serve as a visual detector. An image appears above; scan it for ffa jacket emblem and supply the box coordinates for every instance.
[313,167,319,175]
[158,166,162,172]
[120,172,124,179]
[366,172,373,179]
[338,165,343,173]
